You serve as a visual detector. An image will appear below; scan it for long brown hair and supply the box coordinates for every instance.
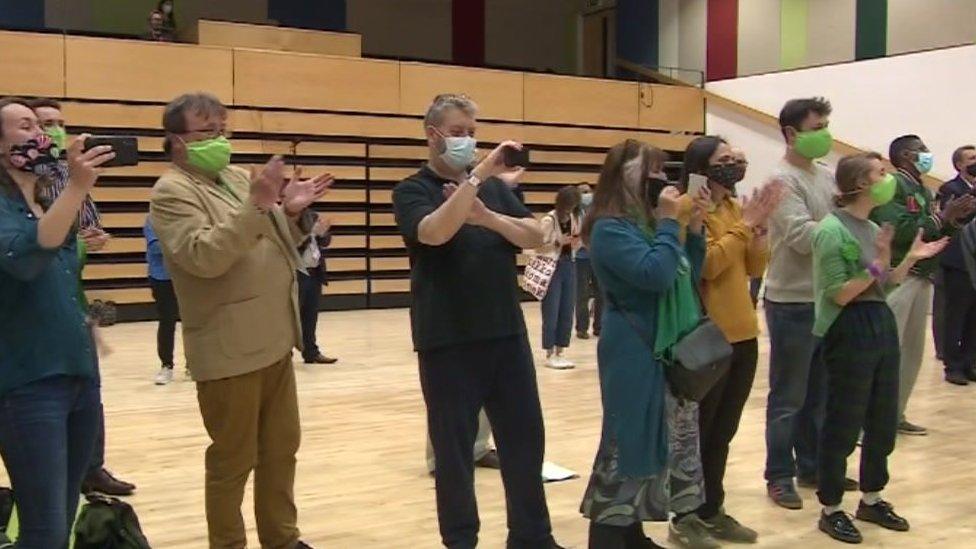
[581,139,666,245]
[554,185,581,220]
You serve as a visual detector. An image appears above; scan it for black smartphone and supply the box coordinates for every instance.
[83,136,139,167]
[503,146,530,168]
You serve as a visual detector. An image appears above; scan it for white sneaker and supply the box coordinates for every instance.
[545,355,574,370]
[154,367,174,385]
[557,355,576,369]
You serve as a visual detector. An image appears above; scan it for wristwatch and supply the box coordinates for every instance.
[465,173,484,188]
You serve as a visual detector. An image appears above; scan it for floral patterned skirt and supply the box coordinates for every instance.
[580,392,705,526]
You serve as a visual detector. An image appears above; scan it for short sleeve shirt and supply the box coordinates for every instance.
[393,166,534,352]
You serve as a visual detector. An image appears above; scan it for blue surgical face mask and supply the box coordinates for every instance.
[432,127,477,171]
[914,151,934,174]
[580,192,593,207]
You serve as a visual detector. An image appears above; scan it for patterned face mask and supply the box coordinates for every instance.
[7,134,59,174]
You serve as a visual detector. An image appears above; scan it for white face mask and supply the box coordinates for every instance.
[433,128,477,171]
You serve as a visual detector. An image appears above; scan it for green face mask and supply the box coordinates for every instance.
[869,173,897,206]
[44,126,67,155]
[793,128,833,159]
[186,136,232,174]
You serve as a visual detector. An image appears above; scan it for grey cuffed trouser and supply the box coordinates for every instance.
[885,275,932,422]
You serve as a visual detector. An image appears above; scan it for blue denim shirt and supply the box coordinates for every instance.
[0,190,96,396]
[143,219,170,281]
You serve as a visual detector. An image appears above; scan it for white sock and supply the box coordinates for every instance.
[823,504,843,515]
[862,491,882,506]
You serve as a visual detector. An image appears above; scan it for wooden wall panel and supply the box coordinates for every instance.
[65,37,233,103]
[198,20,362,57]
[638,84,705,133]
[233,49,399,113]
[523,74,639,128]
[399,63,523,120]
[0,31,64,97]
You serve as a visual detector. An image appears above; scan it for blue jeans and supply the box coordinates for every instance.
[541,256,576,350]
[0,375,101,549]
[763,301,826,483]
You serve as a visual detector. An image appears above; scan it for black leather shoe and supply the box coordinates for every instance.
[946,371,970,385]
[304,354,337,365]
[577,331,591,340]
[82,468,135,497]
[819,511,862,544]
[475,449,501,469]
[797,476,858,491]
[855,500,909,532]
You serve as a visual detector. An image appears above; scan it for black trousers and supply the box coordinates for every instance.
[696,338,758,518]
[419,334,553,549]
[298,268,325,361]
[942,267,976,375]
[149,278,179,366]
[817,302,899,506]
[575,257,603,334]
[933,267,946,360]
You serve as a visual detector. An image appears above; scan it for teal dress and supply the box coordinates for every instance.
[580,217,706,525]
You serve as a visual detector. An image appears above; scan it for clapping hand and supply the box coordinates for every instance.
[282,167,334,217]
[249,156,287,211]
[741,179,786,229]
[80,228,111,252]
[942,194,976,223]
[874,223,895,267]
[907,228,949,262]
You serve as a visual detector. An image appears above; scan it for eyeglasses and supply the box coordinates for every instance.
[184,127,230,140]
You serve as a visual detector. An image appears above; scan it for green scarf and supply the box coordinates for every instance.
[623,208,701,355]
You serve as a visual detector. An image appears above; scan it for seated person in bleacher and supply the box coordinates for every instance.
[146,10,175,42]
[149,92,331,549]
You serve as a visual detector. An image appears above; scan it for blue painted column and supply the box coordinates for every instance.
[269,0,346,32]
[616,0,659,71]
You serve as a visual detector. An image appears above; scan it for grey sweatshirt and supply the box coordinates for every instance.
[765,158,837,303]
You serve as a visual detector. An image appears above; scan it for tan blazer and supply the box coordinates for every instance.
[149,165,306,382]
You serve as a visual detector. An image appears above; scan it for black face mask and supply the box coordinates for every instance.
[641,176,673,209]
[706,163,746,189]
[966,164,976,178]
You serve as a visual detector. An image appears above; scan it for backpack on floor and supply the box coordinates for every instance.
[74,493,151,549]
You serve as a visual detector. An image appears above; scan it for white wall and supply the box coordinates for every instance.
[706,44,976,181]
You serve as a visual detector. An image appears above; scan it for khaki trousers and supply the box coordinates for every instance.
[886,275,932,422]
[197,355,301,549]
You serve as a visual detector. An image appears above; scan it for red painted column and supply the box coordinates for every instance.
[452,0,485,66]
[706,0,738,81]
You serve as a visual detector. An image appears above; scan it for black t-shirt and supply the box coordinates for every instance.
[393,166,534,352]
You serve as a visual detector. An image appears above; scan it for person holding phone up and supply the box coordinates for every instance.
[538,185,582,369]
[678,136,784,545]
[0,97,116,548]
[393,94,564,549]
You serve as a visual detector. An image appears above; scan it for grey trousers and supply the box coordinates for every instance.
[426,409,492,473]
[886,275,932,422]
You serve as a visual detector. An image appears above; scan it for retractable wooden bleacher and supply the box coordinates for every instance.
[0,23,705,321]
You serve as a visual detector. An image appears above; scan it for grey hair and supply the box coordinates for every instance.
[423,93,478,128]
[162,92,227,154]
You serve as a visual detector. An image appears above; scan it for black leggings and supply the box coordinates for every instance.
[150,278,179,366]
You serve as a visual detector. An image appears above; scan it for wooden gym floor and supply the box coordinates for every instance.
[4,304,974,548]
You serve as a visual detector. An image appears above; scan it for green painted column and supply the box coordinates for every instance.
[780,0,808,69]
[855,0,887,60]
